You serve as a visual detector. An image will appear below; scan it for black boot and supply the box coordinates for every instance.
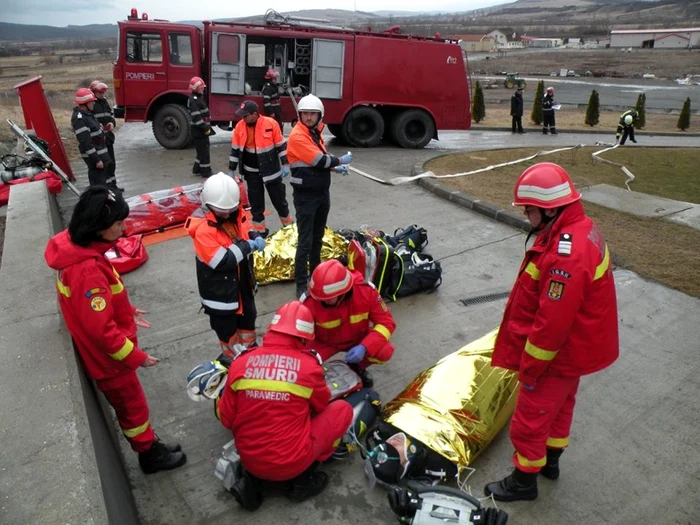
[287,462,329,503]
[543,128,548,135]
[550,128,558,135]
[484,468,538,502]
[348,363,374,388]
[138,440,187,474]
[230,467,264,511]
[540,448,563,480]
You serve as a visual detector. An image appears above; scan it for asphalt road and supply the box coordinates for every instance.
[473,74,700,111]
[57,124,700,525]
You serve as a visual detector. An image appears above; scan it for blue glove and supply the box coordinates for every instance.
[247,239,258,252]
[253,236,266,252]
[345,344,367,364]
[339,152,353,165]
[333,165,349,175]
[281,166,290,178]
[228,170,236,178]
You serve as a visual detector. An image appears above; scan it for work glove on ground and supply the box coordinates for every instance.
[345,344,367,364]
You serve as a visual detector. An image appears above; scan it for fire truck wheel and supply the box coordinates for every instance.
[342,107,384,148]
[326,124,342,138]
[152,104,192,149]
[391,109,435,149]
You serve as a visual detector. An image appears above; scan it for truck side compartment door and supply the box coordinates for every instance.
[211,32,246,95]
[312,39,344,99]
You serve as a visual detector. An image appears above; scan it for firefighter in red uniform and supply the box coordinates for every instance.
[217,301,353,510]
[484,163,619,502]
[301,259,396,388]
[185,173,266,359]
[228,100,292,238]
[44,186,186,473]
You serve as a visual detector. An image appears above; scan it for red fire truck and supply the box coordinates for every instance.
[112,9,471,149]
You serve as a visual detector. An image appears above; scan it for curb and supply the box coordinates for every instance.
[470,126,700,137]
[413,164,531,233]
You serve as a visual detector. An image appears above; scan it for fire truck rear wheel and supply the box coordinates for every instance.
[342,107,384,148]
[152,104,192,149]
[391,109,435,149]
[326,124,342,138]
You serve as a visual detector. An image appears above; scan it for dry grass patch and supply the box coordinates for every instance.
[426,147,700,297]
[473,105,687,133]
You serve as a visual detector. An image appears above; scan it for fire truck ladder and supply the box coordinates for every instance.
[263,9,352,31]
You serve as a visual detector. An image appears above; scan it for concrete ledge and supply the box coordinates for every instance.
[413,164,531,233]
[0,182,108,525]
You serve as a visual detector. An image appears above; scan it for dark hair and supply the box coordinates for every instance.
[68,186,129,246]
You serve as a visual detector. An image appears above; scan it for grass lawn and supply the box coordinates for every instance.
[425,147,700,297]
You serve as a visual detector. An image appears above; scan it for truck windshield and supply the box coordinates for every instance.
[126,32,163,63]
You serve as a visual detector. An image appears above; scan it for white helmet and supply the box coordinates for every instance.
[186,361,228,401]
[624,114,634,125]
[297,94,324,118]
[201,173,240,211]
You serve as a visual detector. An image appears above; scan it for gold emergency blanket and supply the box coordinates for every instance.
[382,328,518,469]
[253,223,348,284]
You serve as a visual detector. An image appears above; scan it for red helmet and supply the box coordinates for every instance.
[268,301,315,340]
[546,86,554,94]
[308,260,354,301]
[74,88,96,105]
[513,163,581,209]
[264,69,279,80]
[89,80,108,93]
[189,76,206,92]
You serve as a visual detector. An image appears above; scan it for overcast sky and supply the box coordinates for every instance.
[1,0,510,27]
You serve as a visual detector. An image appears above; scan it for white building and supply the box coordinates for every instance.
[486,29,525,49]
[610,28,700,49]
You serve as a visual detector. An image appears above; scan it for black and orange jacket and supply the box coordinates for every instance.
[228,116,288,181]
[287,122,341,194]
[185,209,256,315]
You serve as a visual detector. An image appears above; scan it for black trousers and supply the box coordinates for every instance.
[294,190,330,289]
[107,143,116,179]
[208,295,257,345]
[512,115,523,133]
[244,171,290,231]
[543,111,556,130]
[86,159,116,188]
[619,126,635,145]
[193,135,212,175]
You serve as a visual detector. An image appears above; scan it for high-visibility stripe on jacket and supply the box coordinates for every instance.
[229,116,288,182]
[71,106,109,166]
[185,209,255,315]
[262,82,281,112]
[302,270,397,359]
[188,92,211,138]
[217,331,332,481]
[44,230,148,384]
[93,97,116,146]
[287,122,341,193]
[616,109,636,139]
[492,200,619,386]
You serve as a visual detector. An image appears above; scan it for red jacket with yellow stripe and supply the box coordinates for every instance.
[217,332,330,481]
[228,116,288,181]
[302,270,396,362]
[492,201,619,386]
[44,230,147,384]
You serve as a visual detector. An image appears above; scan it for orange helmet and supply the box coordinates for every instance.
[189,76,206,92]
[268,301,315,340]
[89,80,108,93]
[308,260,354,301]
[513,162,581,209]
[74,87,96,105]
[264,69,279,80]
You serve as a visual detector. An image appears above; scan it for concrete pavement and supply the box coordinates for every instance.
[56,124,700,524]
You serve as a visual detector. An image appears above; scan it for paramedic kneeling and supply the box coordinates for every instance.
[217,301,353,510]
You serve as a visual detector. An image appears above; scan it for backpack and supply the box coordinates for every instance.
[391,248,443,299]
[388,224,428,253]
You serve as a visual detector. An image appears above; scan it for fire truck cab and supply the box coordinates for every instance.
[113,9,471,150]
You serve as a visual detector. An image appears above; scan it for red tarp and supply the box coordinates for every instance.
[0,171,62,206]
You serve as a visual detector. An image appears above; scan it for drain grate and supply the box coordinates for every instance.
[459,291,511,307]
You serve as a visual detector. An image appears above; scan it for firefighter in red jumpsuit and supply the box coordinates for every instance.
[301,259,396,388]
[217,301,353,510]
[44,186,186,474]
[484,163,619,502]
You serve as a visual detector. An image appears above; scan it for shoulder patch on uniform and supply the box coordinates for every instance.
[90,296,107,312]
[549,269,571,279]
[193,96,198,99]
[306,348,324,366]
[558,233,572,255]
[85,287,107,297]
[377,295,389,312]
[547,280,566,300]
[77,113,82,119]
